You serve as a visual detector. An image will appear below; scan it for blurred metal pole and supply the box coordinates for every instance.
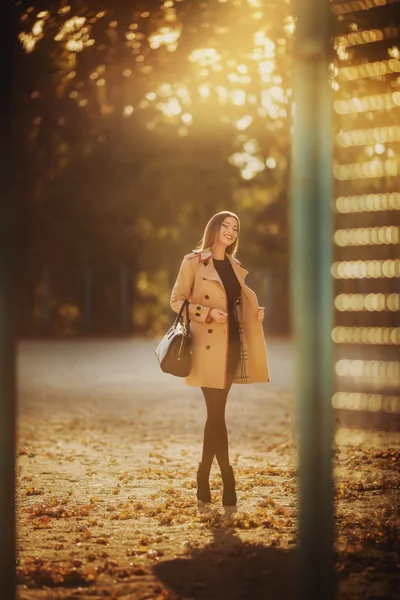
[0,1,16,597]
[290,2,335,600]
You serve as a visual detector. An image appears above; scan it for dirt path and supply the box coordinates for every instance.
[16,339,400,600]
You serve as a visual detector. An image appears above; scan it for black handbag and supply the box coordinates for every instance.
[155,300,192,377]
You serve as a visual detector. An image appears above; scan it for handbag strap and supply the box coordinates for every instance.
[173,300,191,338]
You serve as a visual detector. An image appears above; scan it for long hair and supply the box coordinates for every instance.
[196,211,240,256]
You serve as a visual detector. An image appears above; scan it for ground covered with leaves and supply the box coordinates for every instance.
[17,340,400,600]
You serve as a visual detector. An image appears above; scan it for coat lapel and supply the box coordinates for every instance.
[226,254,249,286]
[198,249,249,286]
[201,259,223,284]
[199,250,222,284]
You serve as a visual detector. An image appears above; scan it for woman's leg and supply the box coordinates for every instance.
[200,340,240,472]
[197,390,230,504]
[201,386,230,472]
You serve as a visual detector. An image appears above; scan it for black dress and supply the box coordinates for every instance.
[212,256,241,379]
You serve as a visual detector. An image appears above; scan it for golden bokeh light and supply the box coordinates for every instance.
[331,327,400,345]
[334,226,399,246]
[332,392,400,414]
[123,105,134,118]
[337,125,400,148]
[332,3,399,420]
[335,293,400,312]
[334,91,400,115]
[339,58,400,81]
[335,358,400,383]
[149,26,182,51]
[334,157,398,180]
[335,25,400,48]
[188,48,222,68]
[335,193,400,213]
[181,113,193,125]
[331,260,400,279]
[18,2,292,182]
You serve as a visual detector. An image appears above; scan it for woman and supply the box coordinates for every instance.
[170,211,269,508]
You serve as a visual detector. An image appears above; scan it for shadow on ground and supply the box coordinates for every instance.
[153,526,296,600]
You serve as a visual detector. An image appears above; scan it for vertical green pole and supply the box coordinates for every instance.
[290,2,335,599]
[0,1,16,598]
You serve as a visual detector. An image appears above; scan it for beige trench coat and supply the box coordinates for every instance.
[170,249,270,389]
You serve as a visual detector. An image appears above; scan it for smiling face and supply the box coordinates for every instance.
[216,216,239,249]
[199,211,241,256]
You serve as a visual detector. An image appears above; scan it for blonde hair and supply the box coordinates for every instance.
[196,211,240,256]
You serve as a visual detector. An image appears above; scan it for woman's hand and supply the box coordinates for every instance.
[257,307,265,322]
[210,308,228,324]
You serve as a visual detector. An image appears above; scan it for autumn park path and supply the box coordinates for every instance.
[16,339,399,600]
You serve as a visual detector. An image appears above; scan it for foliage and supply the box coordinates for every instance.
[17,390,400,595]
[15,0,293,333]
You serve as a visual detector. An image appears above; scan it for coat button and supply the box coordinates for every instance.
[195,312,200,316]
[206,345,211,350]
[205,295,209,299]
[204,261,208,266]
[196,306,201,310]
[208,329,213,333]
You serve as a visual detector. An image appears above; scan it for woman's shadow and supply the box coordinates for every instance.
[153,522,296,600]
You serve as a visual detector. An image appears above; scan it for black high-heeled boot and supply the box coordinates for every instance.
[196,462,211,503]
[221,465,237,507]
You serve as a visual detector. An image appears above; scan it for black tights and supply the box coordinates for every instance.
[200,341,240,474]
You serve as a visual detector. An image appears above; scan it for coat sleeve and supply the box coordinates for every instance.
[170,256,213,324]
